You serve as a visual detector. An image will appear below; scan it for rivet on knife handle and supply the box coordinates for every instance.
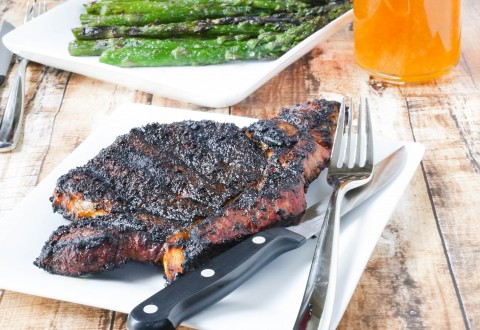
[126,227,306,330]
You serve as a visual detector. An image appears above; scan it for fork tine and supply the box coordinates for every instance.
[365,98,374,165]
[24,1,30,24]
[330,97,346,167]
[355,97,364,165]
[345,97,354,168]
[33,1,38,18]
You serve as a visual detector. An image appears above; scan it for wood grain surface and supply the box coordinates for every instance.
[1,0,479,329]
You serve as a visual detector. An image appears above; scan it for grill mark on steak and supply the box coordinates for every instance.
[36,99,339,281]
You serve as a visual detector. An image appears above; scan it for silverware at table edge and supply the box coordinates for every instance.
[125,134,406,329]
[0,21,15,87]
[0,1,47,152]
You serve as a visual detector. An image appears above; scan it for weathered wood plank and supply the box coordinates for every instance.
[111,313,193,330]
[0,0,28,27]
[459,0,480,89]
[151,94,226,113]
[407,94,480,329]
[0,291,112,330]
[232,61,308,118]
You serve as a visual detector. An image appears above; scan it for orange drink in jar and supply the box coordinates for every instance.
[354,0,462,83]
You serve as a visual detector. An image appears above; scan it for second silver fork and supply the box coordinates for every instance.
[293,97,374,330]
[0,0,47,152]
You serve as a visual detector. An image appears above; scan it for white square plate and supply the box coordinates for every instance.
[0,104,424,329]
[2,0,353,107]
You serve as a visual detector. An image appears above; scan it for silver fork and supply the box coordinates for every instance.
[293,97,374,330]
[0,0,47,152]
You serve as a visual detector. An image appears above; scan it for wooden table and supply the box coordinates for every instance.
[1,0,479,329]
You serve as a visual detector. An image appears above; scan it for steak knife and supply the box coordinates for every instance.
[127,146,408,330]
[0,21,14,87]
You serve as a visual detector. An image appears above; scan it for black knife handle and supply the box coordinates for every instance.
[127,227,306,330]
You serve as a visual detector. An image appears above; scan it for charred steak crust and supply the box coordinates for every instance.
[35,99,339,281]
[51,120,267,222]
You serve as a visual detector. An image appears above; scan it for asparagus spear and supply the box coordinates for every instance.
[86,0,326,2]
[80,6,272,26]
[98,41,280,67]
[72,16,301,40]
[85,0,308,15]
[69,36,254,56]
[300,1,353,21]
[85,0,330,4]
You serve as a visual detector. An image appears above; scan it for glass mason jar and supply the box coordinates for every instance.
[354,0,462,83]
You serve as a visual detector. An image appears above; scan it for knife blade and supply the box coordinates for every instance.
[0,21,15,87]
[126,146,408,330]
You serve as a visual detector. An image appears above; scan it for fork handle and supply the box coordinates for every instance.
[0,58,27,152]
[293,180,343,330]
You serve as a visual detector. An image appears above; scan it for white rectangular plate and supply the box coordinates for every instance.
[0,104,424,330]
[2,0,352,107]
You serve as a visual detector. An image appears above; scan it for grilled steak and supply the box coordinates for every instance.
[35,99,340,282]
